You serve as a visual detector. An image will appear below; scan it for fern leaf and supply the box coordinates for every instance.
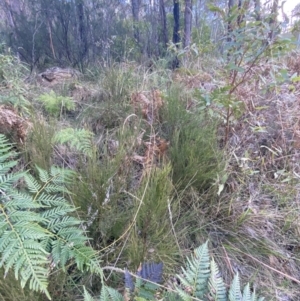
[52,128,94,157]
[229,273,242,301]
[177,241,210,299]
[175,288,193,301]
[0,204,50,298]
[100,285,124,301]
[137,262,163,284]
[36,165,51,184]
[164,291,184,301]
[0,134,103,298]
[0,172,24,191]
[84,286,95,301]
[38,90,75,117]
[24,173,41,194]
[209,259,227,301]
[242,284,251,301]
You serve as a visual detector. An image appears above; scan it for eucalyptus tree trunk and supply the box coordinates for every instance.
[76,0,88,67]
[173,0,180,45]
[159,0,168,50]
[183,0,193,48]
[2,0,18,43]
[171,0,180,68]
[131,0,140,43]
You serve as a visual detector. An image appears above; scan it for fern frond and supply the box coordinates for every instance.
[38,90,75,117]
[28,167,101,275]
[175,287,193,301]
[136,262,163,284]
[52,128,94,157]
[83,286,95,301]
[0,201,50,298]
[209,259,227,301]
[242,284,251,301]
[0,135,16,160]
[100,285,124,301]
[0,136,22,190]
[177,241,210,299]
[0,134,103,298]
[229,273,242,301]
[164,291,184,301]
[24,173,41,193]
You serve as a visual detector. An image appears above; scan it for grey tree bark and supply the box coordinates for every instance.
[183,0,193,48]
[131,0,140,43]
[159,0,168,50]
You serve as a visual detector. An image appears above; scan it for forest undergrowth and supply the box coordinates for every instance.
[0,47,300,301]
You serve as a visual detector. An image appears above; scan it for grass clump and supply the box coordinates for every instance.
[125,164,181,270]
[161,84,224,192]
[25,116,57,169]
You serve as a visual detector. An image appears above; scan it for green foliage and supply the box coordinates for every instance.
[208,259,226,301]
[0,134,102,299]
[81,64,135,130]
[0,269,43,301]
[100,285,124,301]
[126,164,180,269]
[25,117,57,169]
[0,53,31,112]
[83,287,95,301]
[38,90,75,117]
[163,85,224,191]
[177,241,210,299]
[228,274,264,301]
[84,242,264,301]
[52,128,94,158]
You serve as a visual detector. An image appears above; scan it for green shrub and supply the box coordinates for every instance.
[85,241,265,301]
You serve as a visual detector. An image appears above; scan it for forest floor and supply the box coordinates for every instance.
[1,51,300,301]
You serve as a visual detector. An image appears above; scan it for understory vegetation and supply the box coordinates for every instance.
[1,44,300,300]
[1,1,300,300]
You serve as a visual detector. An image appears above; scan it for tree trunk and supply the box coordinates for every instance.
[173,0,180,45]
[131,0,140,43]
[159,0,168,49]
[171,0,180,69]
[183,0,193,48]
[76,0,88,66]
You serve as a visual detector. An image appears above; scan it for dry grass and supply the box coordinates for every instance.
[218,54,300,300]
[1,51,300,300]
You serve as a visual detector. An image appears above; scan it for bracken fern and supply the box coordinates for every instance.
[0,134,102,299]
[52,127,94,157]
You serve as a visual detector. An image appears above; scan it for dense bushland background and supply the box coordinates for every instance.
[1,0,300,300]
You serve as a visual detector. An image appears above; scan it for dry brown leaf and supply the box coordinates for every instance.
[0,105,28,143]
[131,91,163,124]
[152,89,163,110]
